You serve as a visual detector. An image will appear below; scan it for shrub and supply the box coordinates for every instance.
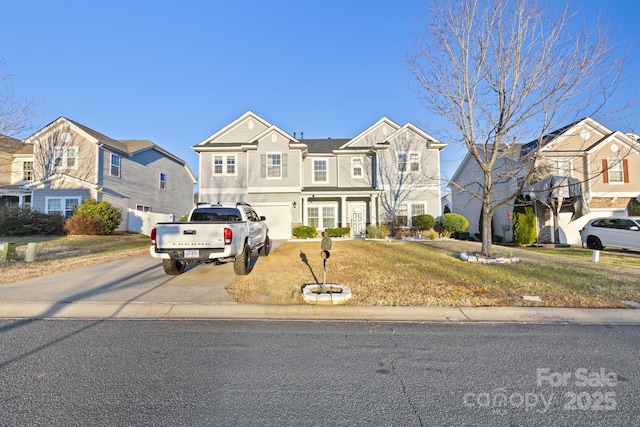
[513,206,537,246]
[629,198,640,216]
[0,207,65,236]
[325,227,350,238]
[64,214,105,235]
[292,225,317,239]
[73,199,123,235]
[366,224,389,239]
[440,213,469,234]
[413,214,436,232]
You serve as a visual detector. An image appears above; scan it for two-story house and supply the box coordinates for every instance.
[450,117,640,244]
[194,111,445,239]
[9,117,197,232]
[0,135,34,209]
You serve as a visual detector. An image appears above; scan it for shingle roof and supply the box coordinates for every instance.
[303,138,351,154]
[0,135,27,154]
[66,119,130,153]
[519,119,586,157]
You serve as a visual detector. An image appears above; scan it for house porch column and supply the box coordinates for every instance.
[340,196,347,228]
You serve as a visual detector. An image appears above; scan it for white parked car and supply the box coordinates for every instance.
[580,217,640,251]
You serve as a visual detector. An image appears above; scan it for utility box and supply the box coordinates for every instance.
[0,242,18,262]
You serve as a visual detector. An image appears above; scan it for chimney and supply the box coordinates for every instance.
[293,132,296,138]
[301,132,304,140]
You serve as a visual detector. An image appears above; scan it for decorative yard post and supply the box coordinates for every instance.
[320,232,332,292]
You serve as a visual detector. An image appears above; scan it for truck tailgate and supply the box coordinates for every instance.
[155,222,227,250]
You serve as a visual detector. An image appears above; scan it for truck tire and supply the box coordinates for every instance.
[163,259,186,275]
[259,235,271,257]
[234,243,252,275]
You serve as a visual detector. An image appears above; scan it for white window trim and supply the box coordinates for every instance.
[212,154,238,177]
[267,152,282,179]
[312,158,329,184]
[45,196,82,216]
[398,152,421,174]
[607,157,623,183]
[53,146,78,169]
[306,202,338,230]
[549,158,573,177]
[110,153,121,178]
[351,157,364,179]
[136,204,152,212]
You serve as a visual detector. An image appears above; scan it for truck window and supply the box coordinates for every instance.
[191,208,242,222]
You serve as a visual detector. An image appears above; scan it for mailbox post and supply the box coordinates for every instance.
[320,232,332,292]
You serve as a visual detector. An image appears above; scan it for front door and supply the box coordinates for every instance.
[350,205,365,237]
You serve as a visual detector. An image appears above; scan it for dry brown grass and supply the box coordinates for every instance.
[0,234,149,285]
[227,239,640,308]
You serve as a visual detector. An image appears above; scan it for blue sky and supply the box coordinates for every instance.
[1,0,637,183]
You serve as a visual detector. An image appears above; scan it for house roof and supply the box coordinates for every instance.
[0,135,31,155]
[304,139,351,154]
[519,118,587,157]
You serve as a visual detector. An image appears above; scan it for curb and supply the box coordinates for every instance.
[1,301,639,324]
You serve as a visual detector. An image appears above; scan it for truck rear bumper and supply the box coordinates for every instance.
[149,246,234,262]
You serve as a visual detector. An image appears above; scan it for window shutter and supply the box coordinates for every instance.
[261,154,266,178]
[282,154,288,178]
[602,159,608,183]
[623,159,629,183]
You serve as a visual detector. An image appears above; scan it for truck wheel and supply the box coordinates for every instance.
[234,243,252,275]
[163,259,186,275]
[259,235,271,257]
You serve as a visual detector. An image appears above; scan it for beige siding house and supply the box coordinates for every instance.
[194,111,446,239]
[450,117,640,244]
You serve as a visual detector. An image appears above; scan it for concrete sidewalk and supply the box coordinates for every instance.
[1,253,639,324]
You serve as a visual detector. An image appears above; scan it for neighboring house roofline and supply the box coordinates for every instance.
[585,131,640,155]
[386,122,446,150]
[340,116,401,149]
[120,139,197,183]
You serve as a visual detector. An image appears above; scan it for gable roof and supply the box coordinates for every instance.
[0,135,33,155]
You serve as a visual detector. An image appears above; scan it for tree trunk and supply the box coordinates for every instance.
[481,197,493,256]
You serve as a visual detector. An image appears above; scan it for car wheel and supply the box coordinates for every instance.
[586,236,604,250]
[234,243,252,275]
[163,259,186,275]
[259,235,271,257]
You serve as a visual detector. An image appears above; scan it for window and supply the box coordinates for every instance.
[313,159,328,183]
[307,204,336,229]
[136,205,151,212]
[549,158,572,176]
[261,153,287,179]
[410,153,420,172]
[322,206,336,228]
[46,197,80,217]
[397,153,407,172]
[352,157,363,178]
[607,158,623,183]
[213,155,237,176]
[411,203,426,217]
[159,173,166,190]
[394,204,408,227]
[398,153,420,173]
[52,147,77,169]
[22,161,33,181]
[110,154,121,177]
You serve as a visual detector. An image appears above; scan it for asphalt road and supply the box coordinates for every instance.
[1,320,638,426]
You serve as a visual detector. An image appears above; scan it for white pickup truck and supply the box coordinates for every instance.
[150,202,270,276]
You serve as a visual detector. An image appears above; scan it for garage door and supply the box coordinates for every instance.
[251,204,292,240]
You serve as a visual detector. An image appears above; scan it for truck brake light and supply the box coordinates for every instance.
[151,228,157,244]
[224,227,232,245]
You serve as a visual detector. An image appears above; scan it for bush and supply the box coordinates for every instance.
[366,224,389,239]
[73,199,122,235]
[413,214,436,232]
[440,213,469,234]
[0,207,65,236]
[292,225,317,239]
[64,214,105,235]
[629,198,640,216]
[325,227,350,238]
[513,206,537,246]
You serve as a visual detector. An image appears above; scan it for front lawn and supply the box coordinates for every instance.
[226,239,640,308]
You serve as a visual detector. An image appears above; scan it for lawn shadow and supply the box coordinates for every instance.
[299,250,319,284]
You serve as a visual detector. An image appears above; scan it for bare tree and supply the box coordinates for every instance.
[408,0,624,255]
[0,59,35,137]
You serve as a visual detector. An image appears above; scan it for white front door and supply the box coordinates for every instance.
[350,204,366,237]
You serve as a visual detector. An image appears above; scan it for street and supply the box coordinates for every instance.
[1,320,638,426]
